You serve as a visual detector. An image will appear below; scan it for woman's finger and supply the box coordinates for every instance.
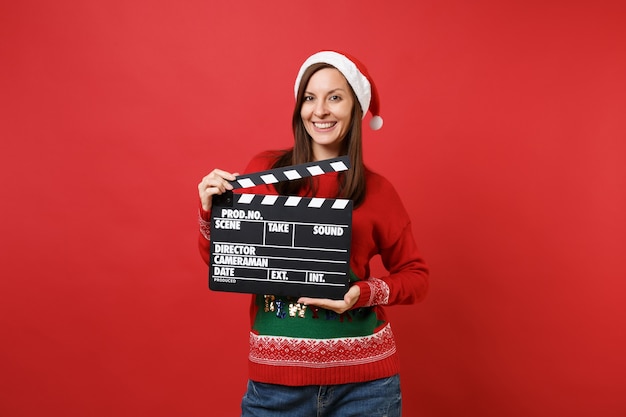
[198,169,239,211]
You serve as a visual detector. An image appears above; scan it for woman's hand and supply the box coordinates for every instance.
[198,169,239,212]
[297,284,361,314]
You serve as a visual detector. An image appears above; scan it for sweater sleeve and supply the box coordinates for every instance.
[352,175,429,308]
[354,223,429,307]
[197,205,212,265]
[380,222,429,304]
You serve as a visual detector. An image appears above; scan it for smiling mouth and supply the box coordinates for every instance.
[313,122,337,129]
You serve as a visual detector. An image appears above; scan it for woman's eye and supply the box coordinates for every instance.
[304,96,314,101]
[329,95,341,101]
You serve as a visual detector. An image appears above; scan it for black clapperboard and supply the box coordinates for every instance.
[209,157,352,300]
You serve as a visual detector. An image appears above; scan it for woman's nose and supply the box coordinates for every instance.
[313,101,329,117]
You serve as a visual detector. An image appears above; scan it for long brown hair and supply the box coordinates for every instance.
[273,63,367,207]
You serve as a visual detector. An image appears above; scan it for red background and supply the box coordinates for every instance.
[1,1,625,416]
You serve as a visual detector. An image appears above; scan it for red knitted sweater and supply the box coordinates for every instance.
[198,151,429,386]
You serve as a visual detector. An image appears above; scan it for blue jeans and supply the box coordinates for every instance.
[240,375,402,417]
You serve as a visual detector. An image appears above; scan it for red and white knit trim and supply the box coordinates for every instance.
[366,277,390,306]
[249,323,397,368]
[198,210,211,241]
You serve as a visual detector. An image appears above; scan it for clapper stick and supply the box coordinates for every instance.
[212,155,351,207]
[229,155,350,189]
[209,156,353,300]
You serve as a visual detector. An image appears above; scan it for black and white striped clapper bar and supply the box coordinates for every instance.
[209,156,352,299]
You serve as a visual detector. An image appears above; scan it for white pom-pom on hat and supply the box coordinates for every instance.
[295,51,384,131]
[369,115,383,131]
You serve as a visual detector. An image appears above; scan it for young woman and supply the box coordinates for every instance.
[198,51,429,417]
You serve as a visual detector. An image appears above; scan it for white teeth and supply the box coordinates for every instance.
[314,122,336,129]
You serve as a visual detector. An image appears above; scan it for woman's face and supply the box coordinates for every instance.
[300,67,355,160]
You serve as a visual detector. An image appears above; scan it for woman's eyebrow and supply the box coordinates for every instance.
[305,88,347,95]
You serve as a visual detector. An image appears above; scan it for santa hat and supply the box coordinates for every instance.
[294,51,384,131]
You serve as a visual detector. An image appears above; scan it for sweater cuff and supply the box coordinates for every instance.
[198,207,211,241]
[353,281,371,309]
[352,277,390,308]
[198,200,211,220]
